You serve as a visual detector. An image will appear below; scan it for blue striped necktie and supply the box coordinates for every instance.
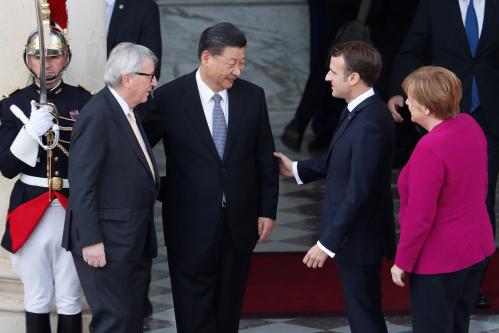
[465,0,480,112]
[212,93,227,159]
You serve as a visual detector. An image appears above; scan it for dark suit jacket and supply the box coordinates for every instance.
[142,71,279,254]
[390,0,499,137]
[107,0,162,79]
[62,87,159,261]
[298,95,396,265]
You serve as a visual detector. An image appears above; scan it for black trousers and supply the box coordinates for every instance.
[410,259,487,333]
[336,261,388,333]
[73,255,148,333]
[168,209,254,333]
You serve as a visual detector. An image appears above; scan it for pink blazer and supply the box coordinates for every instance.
[396,114,495,274]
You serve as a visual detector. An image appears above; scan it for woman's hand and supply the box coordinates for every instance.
[391,264,406,287]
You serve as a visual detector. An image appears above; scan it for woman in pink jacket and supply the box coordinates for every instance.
[391,66,495,333]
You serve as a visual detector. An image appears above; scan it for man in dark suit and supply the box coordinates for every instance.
[107,0,162,79]
[106,0,163,318]
[141,23,279,333]
[62,43,160,333]
[387,0,499,307]
[275,41,395,333]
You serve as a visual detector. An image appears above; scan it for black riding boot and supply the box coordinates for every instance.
[25,311,51,333]
[57,312,82,333]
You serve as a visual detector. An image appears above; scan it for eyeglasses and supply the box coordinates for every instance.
[132,72,156,82]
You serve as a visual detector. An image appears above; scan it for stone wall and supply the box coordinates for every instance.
[156,0,310,112]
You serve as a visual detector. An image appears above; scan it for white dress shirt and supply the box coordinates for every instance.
[195,69,229,133]
[105,0,116,33]
[458,0,485,37]
[291,88,375,258]
[108,86,148,149]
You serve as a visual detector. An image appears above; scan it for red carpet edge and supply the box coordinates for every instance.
[242,250,499,317]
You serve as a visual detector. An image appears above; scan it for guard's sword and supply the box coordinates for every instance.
[34,0,49,104]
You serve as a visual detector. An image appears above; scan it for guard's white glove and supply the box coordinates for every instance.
[25,100,54,138]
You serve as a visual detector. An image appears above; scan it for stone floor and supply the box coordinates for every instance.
[143,111,499,333]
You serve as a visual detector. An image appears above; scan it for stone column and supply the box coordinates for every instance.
[0,176,25,331]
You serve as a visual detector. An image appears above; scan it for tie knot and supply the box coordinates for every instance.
[212,94,222,104]
[467,0,475,11]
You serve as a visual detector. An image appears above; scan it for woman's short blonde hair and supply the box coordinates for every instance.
[402,66,462,120]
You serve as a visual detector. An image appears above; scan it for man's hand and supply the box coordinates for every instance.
[303,244,328,269]
[391,264,406,287]
[82,242,107,268]
[273,152,294,177]
[257,217,275,243]
[387,95,405,123]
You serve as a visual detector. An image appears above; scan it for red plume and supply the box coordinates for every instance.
[47,0,68,29]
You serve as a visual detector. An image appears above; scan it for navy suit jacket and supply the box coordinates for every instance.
[298,94,396,265]
[142,71,279,255]
[62,87,160,261]
[390,0,499,137]
[107,0,162,79]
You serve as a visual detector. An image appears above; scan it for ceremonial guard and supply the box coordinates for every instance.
[0,2,92,332]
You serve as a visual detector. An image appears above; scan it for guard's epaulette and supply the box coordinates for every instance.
[78,84,95,95]
[1,87,20,101]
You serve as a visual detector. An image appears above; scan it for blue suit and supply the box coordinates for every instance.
[297,94,395,333]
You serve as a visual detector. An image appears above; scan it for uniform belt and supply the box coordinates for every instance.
[19,174,69,189]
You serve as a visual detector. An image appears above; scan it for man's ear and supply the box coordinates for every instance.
[200,50,211,66]
[121,73,132,88]
[349,72,360,86]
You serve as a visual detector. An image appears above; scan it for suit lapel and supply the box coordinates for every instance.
[328,107,350,151]
[327,95,378,158]
[224,82,245,161]
[448,0,472,57]
[180,73,221,161]
[478,0,497,53]
[104,88,155,180]
[107,0,127,52]
[136,117,160,187]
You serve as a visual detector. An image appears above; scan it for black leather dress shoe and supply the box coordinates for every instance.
[281,118,306,152]
[475,292,490,308]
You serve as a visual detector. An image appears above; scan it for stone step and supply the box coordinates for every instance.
[0,275,23,312]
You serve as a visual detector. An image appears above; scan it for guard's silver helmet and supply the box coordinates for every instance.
[23,26,71,81]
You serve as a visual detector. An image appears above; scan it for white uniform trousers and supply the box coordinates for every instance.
[11,198,82,314]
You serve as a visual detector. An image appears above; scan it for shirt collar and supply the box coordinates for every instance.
[195,68,228,104]
[106,0,115,8]
[347,88,375,112]
[108,86,132,116]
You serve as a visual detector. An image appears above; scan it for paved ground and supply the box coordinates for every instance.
[144,112,499,332]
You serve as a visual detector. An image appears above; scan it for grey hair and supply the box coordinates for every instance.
[104,42,158,88]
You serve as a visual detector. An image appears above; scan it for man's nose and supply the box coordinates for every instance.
[233,66,242,77]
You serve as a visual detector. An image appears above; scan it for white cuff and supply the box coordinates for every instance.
[292,161,303,185]
[317,241,335,259]
[10,126,39,167]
